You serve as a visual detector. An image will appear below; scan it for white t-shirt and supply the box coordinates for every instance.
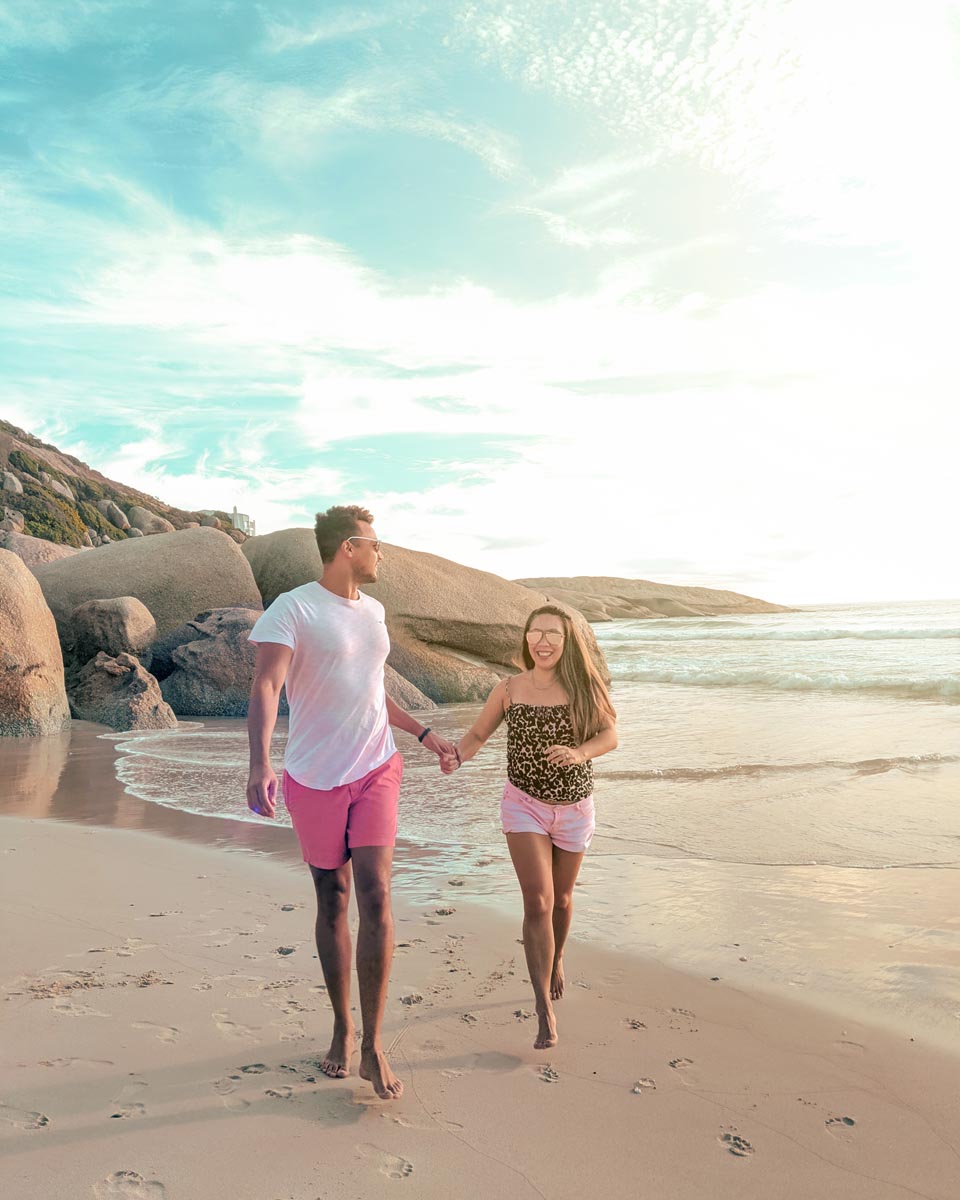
[249,581,396,790]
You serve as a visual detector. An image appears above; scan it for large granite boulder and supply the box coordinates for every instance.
[96,499,130,530]
[128,505,175,535]
[70,651,176,731]
[159,607,278,717]
[39,471,75,503]
[514,576,794,620]
[0,549,70,736]
[1,507,25,533]
[33,527,263,641]
[242,529,600,703]
[2,471,23,494]
[0,531,80,570]
[71,597,157,667]
[384,665,436,712]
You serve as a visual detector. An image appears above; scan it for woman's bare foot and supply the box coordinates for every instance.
[359,1048,404,1099]
[550,956,565,1001]
[319,1022,355,1079]
[534,1004,558,1050]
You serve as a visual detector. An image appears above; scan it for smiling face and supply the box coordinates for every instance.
[525,613,567,670]
[345,520,383,584]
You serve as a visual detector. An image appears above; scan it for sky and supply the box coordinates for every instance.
[1,0,958,604]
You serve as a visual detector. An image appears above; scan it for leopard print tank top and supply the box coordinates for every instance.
[505,699,593,805]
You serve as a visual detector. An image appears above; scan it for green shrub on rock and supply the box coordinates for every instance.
[77,500,128,540]
[8,449,42,478]
[18,480,86,546]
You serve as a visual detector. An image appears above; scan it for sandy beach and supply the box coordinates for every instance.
[3,804,959,1200]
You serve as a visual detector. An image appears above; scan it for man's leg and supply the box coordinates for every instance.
[506,832,558,1049]
[550,846,586,1000]
[309,862,355,1078]
[350,845,403,1099]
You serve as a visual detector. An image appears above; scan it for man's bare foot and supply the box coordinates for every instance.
[550,957,565,1001]
[319,1023,355,1079]
[359,1047,404,1099]
[534,1005,558,1050]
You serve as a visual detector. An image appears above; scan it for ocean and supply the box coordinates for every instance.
[47,600,960,1044]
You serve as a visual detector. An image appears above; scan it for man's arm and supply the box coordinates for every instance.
[246,642,293,818]
[385,694,455,761]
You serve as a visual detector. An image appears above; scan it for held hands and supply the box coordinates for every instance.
[439,746,462,775]
[421,729,462,776]
[246,766,278,819]
[545,744,584,768]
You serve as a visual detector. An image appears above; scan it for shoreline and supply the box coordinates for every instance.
[3,813,960,1199]
[5,718,960,1056]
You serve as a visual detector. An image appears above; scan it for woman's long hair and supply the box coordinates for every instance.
[521,605,616,744]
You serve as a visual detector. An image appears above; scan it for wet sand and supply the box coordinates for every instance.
[2,745,960,1198]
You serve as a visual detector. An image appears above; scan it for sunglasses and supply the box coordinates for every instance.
[347,536,382,552]
[525,629,565,645]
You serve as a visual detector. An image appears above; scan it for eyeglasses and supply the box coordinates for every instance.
[525,629,565,645]
[347,536,382,552]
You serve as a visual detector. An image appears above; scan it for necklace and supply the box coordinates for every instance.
[531,673,556,692]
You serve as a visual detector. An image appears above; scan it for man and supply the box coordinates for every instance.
[246,505,453,1100]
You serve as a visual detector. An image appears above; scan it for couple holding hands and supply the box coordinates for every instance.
[246,506,617,1100]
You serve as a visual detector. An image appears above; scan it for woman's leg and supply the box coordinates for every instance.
[550,846,586,1000]
[506,832,558,1049]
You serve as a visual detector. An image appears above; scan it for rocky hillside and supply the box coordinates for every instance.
[514,576,794,621]
[0,419,243,549]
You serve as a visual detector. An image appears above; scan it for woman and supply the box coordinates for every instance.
[442,605,617,1049]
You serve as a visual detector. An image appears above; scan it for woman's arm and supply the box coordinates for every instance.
[545,720,618,767]
[442,679,509,772]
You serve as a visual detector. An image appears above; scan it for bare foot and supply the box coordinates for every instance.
[359,1048,404,1099]
[534,1005,558,1050]
[319,1023,355,1079]
[550,957,565,1001]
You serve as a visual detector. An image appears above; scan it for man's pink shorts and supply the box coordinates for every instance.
[282,752,403,870]
[500,779,595,853]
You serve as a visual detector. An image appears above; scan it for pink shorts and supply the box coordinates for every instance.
[282,753,403,870]
[500,779,595,853]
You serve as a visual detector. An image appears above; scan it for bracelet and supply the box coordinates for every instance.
[417,727,431,743]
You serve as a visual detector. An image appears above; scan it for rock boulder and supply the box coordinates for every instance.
[2,471,23,495]
[33,526,263,641]
[0,531,80,570]
[39,472,75,503]
[0,549,70,736]
[128,505,175,535]
[69,651,177,731]
[96,499,130,530]
[71,597,157,667]
[158,607,288,717]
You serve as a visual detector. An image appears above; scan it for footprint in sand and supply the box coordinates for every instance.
[53,999,109,1018]
[110,1079,148,1120]
[212,1012,257,1040]
[92,1170,166,1198]
[539,1066,560,1084]
[357,1144,414,1179]
[718,1128,755,1157]
[38,1057,114,1070]
[265,1085,293,1100]
[132,1022,180,1044]
[0,1102,50,1132]
[669,1058,694,1071]
[212,1078,250,1111]
[825,1115,857,1142]
[239,1063,268,1074]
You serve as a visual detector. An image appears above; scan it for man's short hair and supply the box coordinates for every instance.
[314,504,374,564]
